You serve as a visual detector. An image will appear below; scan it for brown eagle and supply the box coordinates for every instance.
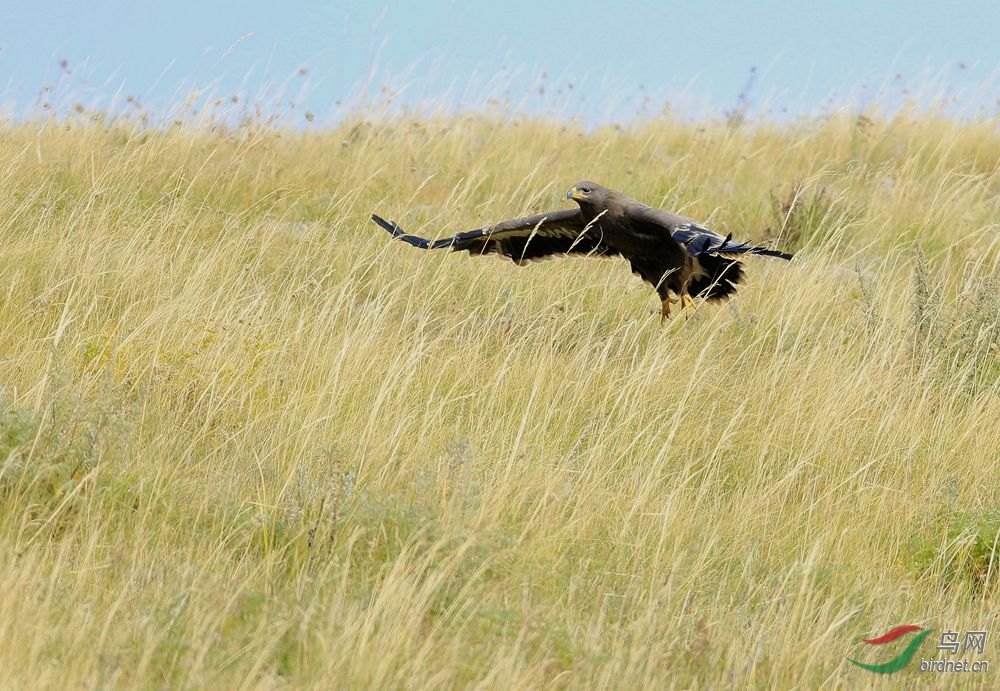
[372,181,792,317]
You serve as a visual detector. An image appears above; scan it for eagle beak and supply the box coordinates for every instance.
[567,186,577,199]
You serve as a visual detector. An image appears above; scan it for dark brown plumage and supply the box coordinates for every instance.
[372,181,792,318]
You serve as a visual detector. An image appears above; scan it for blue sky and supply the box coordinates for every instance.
[2,1,998,124]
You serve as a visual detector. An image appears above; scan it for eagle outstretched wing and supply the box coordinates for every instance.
[670,223,793,259]
[371,209,621,264]
[621,204,792,302]
[627,205,792,259]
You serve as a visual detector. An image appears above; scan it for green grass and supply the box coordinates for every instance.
[0,108,998,688]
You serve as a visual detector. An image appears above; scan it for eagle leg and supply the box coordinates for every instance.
[680,294,694,311]
[660,297,678,321]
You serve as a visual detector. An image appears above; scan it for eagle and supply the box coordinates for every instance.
[372,181,792,318]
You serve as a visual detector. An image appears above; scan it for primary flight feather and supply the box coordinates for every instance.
[372,181,792,318]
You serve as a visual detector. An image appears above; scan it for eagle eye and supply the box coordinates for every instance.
[580,186,592,194]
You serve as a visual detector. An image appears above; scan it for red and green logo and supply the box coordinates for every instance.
[847,625,933,674]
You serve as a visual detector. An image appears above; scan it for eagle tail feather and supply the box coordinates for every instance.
[688,254,746,301]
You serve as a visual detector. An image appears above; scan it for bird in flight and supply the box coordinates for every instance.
[372,181,792,318]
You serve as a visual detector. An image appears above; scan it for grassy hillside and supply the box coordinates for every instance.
[1,109,999,688]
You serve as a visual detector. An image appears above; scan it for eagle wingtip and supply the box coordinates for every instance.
[751,246,794,261]
[371,213,436,249]
[371,213,397,234]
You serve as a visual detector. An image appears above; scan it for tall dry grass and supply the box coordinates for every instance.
[0,107,999,688]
